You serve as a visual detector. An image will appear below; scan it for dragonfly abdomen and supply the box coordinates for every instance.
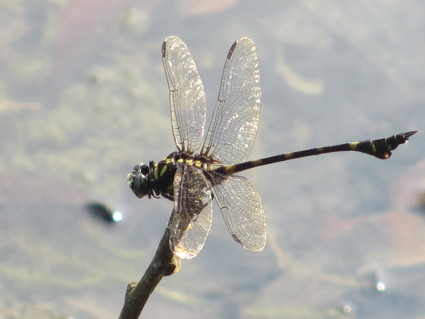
[213,131,417,175]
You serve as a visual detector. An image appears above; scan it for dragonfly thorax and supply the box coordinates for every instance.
[128,151,219,201]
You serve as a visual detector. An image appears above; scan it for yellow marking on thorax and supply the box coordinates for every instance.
[153,165,159,180]
[160,165,168,177]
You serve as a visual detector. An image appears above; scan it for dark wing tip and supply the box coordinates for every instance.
[227,40,238,60]
[162,35,181,58]
[162,40,167,58]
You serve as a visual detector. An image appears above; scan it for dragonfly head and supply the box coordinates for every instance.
[127,163,151,198]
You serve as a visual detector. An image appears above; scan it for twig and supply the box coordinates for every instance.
[118,212,181,319]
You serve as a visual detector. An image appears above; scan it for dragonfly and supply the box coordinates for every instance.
[128,36,416,260]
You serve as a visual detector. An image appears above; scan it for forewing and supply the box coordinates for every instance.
[201,37,261,164]
[170,163,213,259]
[209,171,266,251]
[162,36,206,152]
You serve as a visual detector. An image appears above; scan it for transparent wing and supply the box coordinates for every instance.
[201,37,261,164]
[162,36,207,152]
[208,171,266,251]
[170,163,213,259]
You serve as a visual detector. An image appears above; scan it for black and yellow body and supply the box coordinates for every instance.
[212,131,417,175]
[129,151,214,201]
[129,130,416,203]
[128,35,416,260]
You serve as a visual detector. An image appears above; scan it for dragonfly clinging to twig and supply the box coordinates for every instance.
[128,36,416,259]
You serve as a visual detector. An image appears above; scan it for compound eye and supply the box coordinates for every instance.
[140,163,149,176]
[128,163,151,198]
[132,176,149,198]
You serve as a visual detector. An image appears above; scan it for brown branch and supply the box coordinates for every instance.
[118,212,181,319]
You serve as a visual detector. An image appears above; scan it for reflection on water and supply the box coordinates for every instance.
[0,0,424,318]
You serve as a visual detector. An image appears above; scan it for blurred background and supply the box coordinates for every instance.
[0,0,424,318]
